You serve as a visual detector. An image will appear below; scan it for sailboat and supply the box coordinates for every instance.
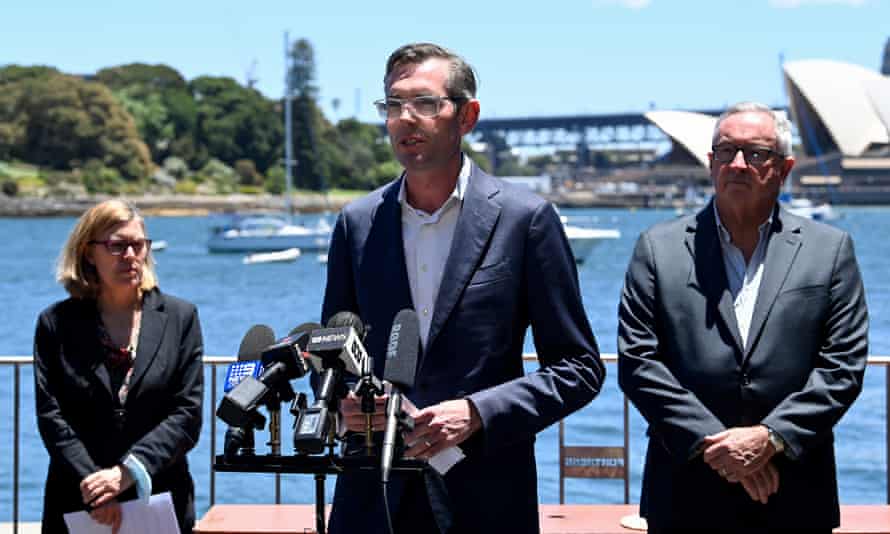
[207,32,332,254]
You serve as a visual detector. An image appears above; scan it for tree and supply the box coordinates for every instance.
[96,64,197,164]
[288,39,318,100]
[286,39,328,191]
[190,76,283,173]
[0,71,151,179]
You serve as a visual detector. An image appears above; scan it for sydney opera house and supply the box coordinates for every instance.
[646,57,890,204]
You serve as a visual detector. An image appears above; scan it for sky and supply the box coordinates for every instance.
[2,0,887,125]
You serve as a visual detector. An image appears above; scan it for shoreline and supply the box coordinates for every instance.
[0,193,354,217]
[0,191,683,217]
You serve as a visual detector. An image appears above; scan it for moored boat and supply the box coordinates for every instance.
[208,214,331,253]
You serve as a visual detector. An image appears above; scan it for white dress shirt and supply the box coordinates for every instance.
[399,156,472,348]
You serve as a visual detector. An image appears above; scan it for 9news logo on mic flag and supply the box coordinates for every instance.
[223,361,264,393]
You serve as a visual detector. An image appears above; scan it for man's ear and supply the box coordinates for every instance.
[458,99,480,136]
[780,156,796,183]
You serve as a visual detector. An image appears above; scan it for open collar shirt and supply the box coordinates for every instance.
[714,203,775,349]
[398,155,471,348]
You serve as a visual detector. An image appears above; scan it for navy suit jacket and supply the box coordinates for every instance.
[322,163,604,533]
[618,202,868,529]
[34,288,204,534]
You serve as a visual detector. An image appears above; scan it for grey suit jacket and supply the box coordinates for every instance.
[322,162,605,533]
[618,201,868,529]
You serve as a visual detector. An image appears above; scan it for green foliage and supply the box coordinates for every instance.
[0,71,152,179]
[94,63,188,91]
[197,158,238,193]
[162,156,189,179]
[1,38,461,195]
[265,166,286,194]
[174,179,198,194]
[81,159,124,193]
[191,76,283,173]
[288,38,318,100]
[237,185,264,195]
[99,64,197,165]
[234,159,261,186]
[0,65,60,84]
[1,179,17,197]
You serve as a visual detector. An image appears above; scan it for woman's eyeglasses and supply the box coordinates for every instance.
[89,239,152,256]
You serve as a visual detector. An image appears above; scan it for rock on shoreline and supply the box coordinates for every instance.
[0,194,351,217]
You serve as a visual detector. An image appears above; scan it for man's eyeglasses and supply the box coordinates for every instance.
[374,95,466,120]
[712,144,782,167]
[89,239,152,256]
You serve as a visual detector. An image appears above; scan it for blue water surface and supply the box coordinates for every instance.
[0,206,887,522]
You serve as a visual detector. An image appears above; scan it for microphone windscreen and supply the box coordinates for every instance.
[327,311,365,337]
[237,324,276,362]
[288,322,322,349]
[383,309,420,389]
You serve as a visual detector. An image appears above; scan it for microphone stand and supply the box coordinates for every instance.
[353,356,384,456]
[264,382,295,503]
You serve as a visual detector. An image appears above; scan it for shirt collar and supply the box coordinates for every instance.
[398,154,471,215]
[713,201,774,245]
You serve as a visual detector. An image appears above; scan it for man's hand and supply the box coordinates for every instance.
[89,500,122,533]
[404,399,482,460]
[702,425,776,482]
[340,391,388,433]
[80,465,134,508]
[740,461,780,504]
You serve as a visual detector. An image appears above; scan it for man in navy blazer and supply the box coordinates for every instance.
[321,43,605,533]
[618,102,868,532]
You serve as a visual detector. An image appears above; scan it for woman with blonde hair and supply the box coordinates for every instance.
[34,199,203,533]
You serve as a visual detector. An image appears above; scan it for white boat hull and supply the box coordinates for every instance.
[243,248,302,264]
[564,226,621,264]
[208,215,332,253]
[209,233,329,253]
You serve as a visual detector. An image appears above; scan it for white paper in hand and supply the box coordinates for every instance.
[63,492,180,534]
[399,394,466,475]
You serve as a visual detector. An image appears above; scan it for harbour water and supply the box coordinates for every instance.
[1,206,888,522]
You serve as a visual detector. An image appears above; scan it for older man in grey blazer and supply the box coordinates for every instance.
[618,102,868,533]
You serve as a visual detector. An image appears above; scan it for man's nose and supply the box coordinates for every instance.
[728,148,748,170]
[396,104,416,121]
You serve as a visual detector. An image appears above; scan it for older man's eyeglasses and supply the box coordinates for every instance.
[89,239,152,256]
[712,144,781,167]
[374,95,466,120]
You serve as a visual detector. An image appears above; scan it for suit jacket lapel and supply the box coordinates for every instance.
[127,290,167,397]
[364,179,414,320]
[686,204,744,357]
[743,210,802,361]
[77,302,113,395]
[425,167,501,354]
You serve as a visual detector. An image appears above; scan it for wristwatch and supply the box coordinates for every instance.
[766,427,785,454]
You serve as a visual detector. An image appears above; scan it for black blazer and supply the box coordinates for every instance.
[34,288,204,534]
[322,164,605,534]
[618,203,868,529]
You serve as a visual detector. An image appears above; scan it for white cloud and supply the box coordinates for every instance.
[769,0,868,8]
[592,0,652,9]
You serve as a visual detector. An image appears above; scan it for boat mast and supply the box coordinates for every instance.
[284,31,295,221]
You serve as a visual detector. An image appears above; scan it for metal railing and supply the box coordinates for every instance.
[3,353,889,532]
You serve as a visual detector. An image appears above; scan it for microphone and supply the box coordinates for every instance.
[217,324,316,428]
[303,311,369,377]
[258,322,320,391]
[293,312,368,454]
[381,309,421,484]
[223,325,276,460]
